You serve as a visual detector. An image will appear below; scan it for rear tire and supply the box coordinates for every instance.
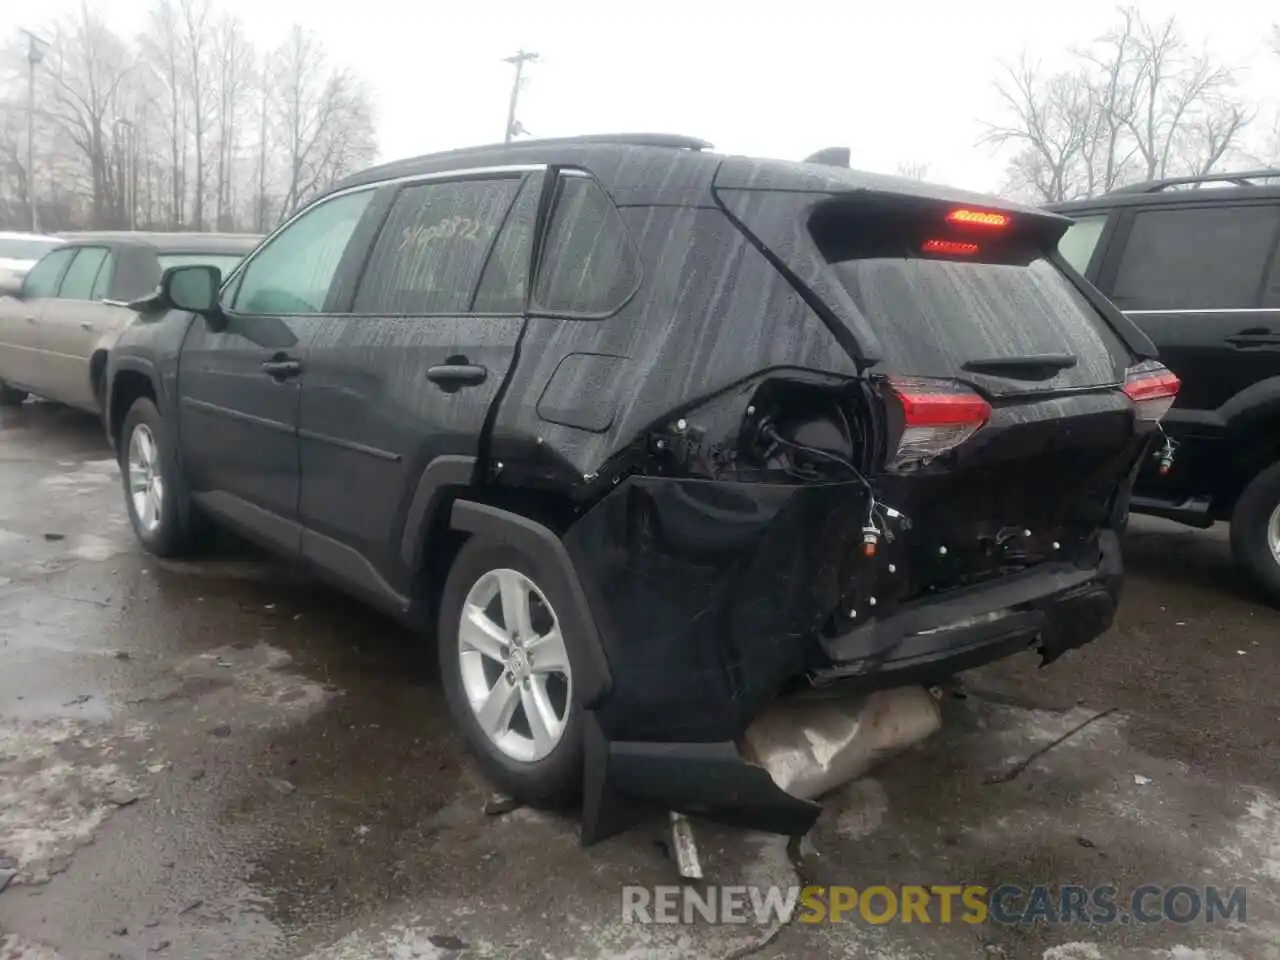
[0,382,26,407]
[119,398,208,557]
[1230,461,1280,607]
[438,536,583,807]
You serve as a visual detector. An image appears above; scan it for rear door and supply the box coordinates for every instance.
[0,246,76,393]
[37,244,115,409]
[1096,202,1280,415]
[296,169,541,604]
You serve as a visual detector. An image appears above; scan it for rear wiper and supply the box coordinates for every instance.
[962,353,1078,381]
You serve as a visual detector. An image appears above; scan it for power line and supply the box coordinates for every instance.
[503,49,538,144]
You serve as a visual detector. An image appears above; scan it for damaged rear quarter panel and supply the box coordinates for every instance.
[490,203,856,484]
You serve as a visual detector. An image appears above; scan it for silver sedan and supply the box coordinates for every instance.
[0,232,260,412]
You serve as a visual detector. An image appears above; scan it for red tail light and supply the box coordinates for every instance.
[946,208,1010,228]
[922,239,979,256]
[1122,361,1180,422]
[887,377,991,467]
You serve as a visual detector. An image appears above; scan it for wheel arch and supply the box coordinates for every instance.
[107,359,160,451]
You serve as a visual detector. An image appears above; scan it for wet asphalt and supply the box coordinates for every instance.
[1,402,1279,960]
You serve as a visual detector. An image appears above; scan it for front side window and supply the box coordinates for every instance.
[58,247,111,300]
[533,175,641,316]
[352,178,521,315]
[1111,205,1280,310]
[233,189,374,315]
[22,247,76,299]
[1057,214,1108,275]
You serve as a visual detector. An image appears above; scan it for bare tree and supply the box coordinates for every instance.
[211,14,253,229]
[180,0,214,229]
[39,7,134,225]
[1126,15,1245,181]
[982,56,1097,202]
[141,0,188,226]
[269,26,376,220]
[984,8,1250,201]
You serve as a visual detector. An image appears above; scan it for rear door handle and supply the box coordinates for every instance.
[80,321,93,331]
[261,358,302,379]
[24,315,35,324]
[1225,330,1280,347]
[426,363,488,388]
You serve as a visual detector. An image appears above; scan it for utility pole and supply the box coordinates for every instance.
[20,29,47,233]
[114,118,136,230]
[502,49,538,143]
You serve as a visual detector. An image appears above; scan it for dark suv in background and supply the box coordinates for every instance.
[106,134,1172,840]
[1052,171,1280,604]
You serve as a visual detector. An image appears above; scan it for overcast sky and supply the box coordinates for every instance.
[34,0,1280,193]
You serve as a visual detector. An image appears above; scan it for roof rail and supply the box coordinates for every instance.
[1107,168,1280,194]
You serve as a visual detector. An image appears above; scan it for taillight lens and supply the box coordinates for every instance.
[886,377,992,467]
[1122,361,1180,422]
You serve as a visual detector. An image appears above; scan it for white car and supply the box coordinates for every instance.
[0,232,65,289]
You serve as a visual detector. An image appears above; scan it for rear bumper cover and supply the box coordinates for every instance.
[587,529,1122,841]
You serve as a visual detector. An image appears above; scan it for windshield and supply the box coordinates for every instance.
[1057,215,1109,274]
[0,237,63,261]
[158,253,246,275]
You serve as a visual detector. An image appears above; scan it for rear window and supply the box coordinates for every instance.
[812,200,1126,391]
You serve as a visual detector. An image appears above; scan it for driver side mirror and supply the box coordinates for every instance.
[0,276,23,299]
[162,264,222,316]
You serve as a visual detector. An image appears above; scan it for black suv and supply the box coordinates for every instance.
[1051,171,1280,605]
[106,134,1170,840]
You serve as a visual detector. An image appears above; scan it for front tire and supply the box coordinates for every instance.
[1230,460,1280,607]
[119,398,206,557]
[438,537,583,806]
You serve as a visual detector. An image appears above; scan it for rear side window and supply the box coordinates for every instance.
[812,199,1126,391]
[1057,214,1108,274]
[58,247,110,300]
[1111,205,1280,310]
[471,176,539,314]
[353,178,520,315]
[533,175,640,316]
[22,247,76,298]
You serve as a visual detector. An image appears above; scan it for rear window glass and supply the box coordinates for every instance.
[533,175,640,316]
[831,257,1124,388]
[1057,214,1108,274]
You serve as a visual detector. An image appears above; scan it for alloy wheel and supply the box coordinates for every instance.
[457,568,573,763]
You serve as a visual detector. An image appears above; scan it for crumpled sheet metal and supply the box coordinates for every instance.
[739,687,942,801]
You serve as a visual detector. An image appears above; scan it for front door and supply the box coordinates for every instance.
[178,187,379,556]
[296,171,543,605]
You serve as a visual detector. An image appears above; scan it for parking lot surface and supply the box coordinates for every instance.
[1,403,1278,960]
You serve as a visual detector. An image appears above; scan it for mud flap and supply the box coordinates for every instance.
[580,687,942,845]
